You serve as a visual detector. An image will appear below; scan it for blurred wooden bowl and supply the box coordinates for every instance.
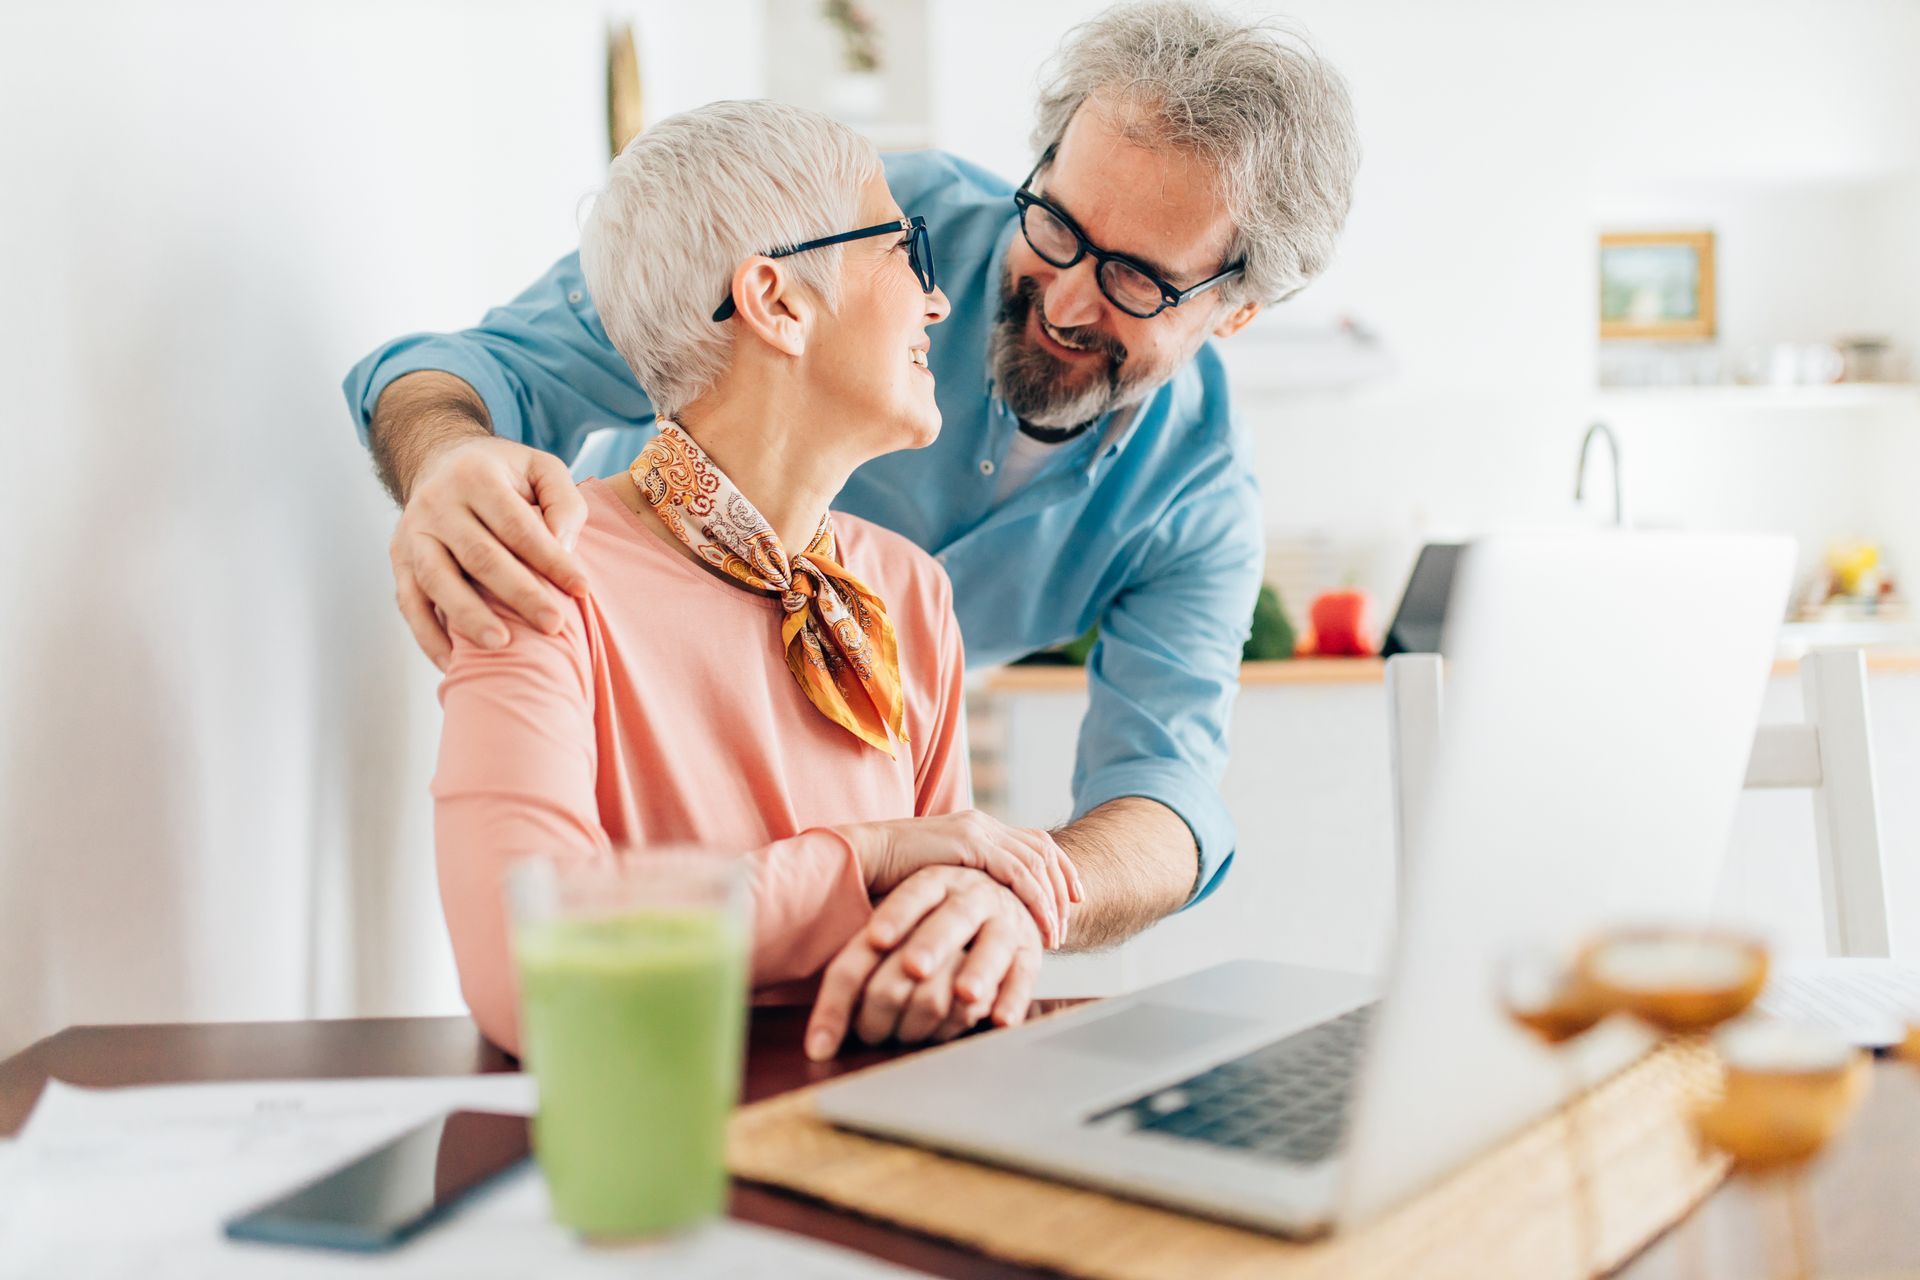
[1579,928,1769,1036]
[1499,948,1615,1046]
[1694,1022,1869,1172]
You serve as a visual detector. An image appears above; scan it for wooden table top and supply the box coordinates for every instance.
[4,1011,1917,1277]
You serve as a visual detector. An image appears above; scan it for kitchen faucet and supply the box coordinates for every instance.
[1575,421,1629,527]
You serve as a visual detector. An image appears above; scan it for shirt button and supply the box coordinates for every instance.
[979,459,996,476]
[567,289,584,304]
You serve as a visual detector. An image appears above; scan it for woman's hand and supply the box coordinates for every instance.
[806,866,1046,1060]
[840,811,1080,949]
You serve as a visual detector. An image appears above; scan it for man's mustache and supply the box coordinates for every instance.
[1000,276,1128,368]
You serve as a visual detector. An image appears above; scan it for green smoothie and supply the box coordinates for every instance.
[514,906,749,1238]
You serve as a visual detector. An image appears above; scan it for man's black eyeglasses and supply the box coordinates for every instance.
[1013,152,1243,319]
[711,215,936,322]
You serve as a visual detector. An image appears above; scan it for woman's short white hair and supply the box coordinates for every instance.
[1032,1,1359,307]
[580,100,881,417]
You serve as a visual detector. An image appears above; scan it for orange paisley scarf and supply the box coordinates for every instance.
[630,420,907,756]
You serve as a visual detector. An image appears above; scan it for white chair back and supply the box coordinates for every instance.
[1384,648,1892,957]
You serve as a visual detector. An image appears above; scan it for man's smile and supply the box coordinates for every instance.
[1034,310,1101,359]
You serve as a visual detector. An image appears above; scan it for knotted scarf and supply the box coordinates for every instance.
[630,419,907,756]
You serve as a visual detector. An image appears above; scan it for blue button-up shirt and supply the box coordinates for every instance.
[345,150,1263,905]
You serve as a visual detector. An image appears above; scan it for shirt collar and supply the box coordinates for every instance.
[1087,399,1147,470]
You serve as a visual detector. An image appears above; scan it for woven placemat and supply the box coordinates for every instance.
[729,1040,1727,1279]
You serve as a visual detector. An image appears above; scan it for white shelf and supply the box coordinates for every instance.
[1593,384,1920,410]
[1777,619,1920,656]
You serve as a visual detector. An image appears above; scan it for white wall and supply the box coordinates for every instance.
[1,0,611,1057]
[1252,2,1920,599]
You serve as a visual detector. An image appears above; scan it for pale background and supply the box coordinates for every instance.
[4,0,1918,1057]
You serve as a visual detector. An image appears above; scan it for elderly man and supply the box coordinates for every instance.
[344,0,1358,1058]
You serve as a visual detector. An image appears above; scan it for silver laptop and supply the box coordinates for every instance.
[814,532,1793,1235]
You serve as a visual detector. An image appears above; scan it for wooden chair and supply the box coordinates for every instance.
[1385,648,1893,957]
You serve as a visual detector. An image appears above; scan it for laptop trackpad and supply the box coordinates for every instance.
[1037,1003,1264,1064]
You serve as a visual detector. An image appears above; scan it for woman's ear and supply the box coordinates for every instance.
[1212,300,1262,340]
[729,258,809,357]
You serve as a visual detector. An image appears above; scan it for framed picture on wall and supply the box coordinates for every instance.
[1599,230,1716,340]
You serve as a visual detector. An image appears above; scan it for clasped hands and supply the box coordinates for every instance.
[809,811,1082,1061]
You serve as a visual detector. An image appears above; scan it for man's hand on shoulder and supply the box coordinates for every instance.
[390,435,591,669]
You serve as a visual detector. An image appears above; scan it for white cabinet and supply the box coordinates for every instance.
[986,661,1920,998]
[991,666,1399,997]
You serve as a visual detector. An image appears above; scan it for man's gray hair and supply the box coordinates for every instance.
[1031,2,1359,307]
[580,100,881,417]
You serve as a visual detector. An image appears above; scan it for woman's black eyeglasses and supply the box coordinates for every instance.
[1013,153,1243,319]
[711,215,936,322]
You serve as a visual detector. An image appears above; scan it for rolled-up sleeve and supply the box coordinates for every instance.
[1072,467,1263,906]
[342,252,654,466]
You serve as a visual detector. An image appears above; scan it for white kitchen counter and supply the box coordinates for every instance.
[987,651,1920,694]
[983,653,1920,998]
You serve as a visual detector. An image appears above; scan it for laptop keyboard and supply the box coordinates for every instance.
[1087,1003,1377,1166]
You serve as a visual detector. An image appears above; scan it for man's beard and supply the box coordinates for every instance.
[988,275,1161,430]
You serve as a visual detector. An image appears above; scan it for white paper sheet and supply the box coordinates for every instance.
[1755,957,1920,1049]
[0,1075,922,1279]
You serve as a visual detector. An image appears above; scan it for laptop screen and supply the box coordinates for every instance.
[1381,543,1464,657]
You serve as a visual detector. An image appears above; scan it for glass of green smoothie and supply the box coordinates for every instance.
[506,851,752,1240]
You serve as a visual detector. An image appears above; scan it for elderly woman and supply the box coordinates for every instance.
[432,100,1078,1060]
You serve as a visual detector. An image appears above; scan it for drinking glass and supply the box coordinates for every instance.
[507,850,752,1239]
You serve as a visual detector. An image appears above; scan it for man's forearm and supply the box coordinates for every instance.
[367,371,494,504]
[1050,797,1199,951]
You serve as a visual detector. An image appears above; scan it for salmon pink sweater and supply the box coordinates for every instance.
[433,479,970,1054]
